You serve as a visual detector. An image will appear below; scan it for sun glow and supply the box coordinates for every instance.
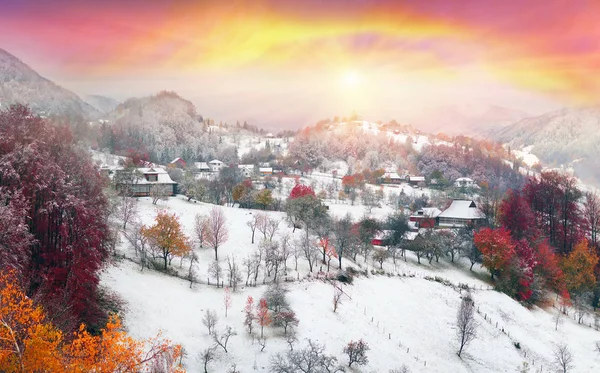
[341,70,362,88]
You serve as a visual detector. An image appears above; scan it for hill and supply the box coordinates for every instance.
[84,94,120,114]
[0,48,99,118]
[101,196,600,372]
[492,106,600,185]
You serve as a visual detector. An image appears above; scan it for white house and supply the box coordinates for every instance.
[238,164,255,178]
[208,159,225,172]
[454,177,477,188]
[438,200,486,227]
[259,167,273,176]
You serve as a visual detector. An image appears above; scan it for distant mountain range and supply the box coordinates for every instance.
[84,94,120,114]
[491,106,600,185]
[0,48,99,118]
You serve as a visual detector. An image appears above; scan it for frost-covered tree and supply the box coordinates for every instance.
[270,339,344,373]
[456,292,477,358]
[343,339,370,367]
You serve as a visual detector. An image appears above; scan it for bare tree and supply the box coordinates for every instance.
[595,341,600,355]
[224,287,232,317]
[285,328,298,351]
[298,235,318,272]
[247,214,261,244]
[270,339,344,373]
[554,310,564,331]
[343,339,370,367]
[456,292,478,358]
[209,260,222,286]
[150,184,170,205]
[118,195,138,230]
[187,252,198,288]
[372,249,389,269]
[202,309,219,336]
[258,337,267,352]
[194,213,209,249]
[584,191,600,246]
[243,255,256,286]
[390,366,411,373]
[206,207,228,260]
[226,256,243,291]
[553,343,574,373]
[273,311,299,335]
[200,347,216,373]
[256,212,269,239]
[333,285,343,313]
[280,234,291,270]
[266,217,281,242]
[213,326,237,353]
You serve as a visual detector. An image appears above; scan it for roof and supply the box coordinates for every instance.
[209,159,223,165]
[410,207,442,219]
[259,167,273,173]
[170,157,185,164]
[455,177,474,182]
[439,200,485,220]
[383,172,403,179]
[128,167,176,185]
[194,162,210,169]
[373,230,393,240]
[402,231,420,241]
[409,176,425,182]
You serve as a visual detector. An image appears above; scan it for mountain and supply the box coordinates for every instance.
[412,104,529,136]
[84,94,120,114]
[0,48,99,118]
[109,91,204,147]
[493,106,600,185]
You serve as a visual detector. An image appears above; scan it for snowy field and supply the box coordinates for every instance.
[101,196,600,372]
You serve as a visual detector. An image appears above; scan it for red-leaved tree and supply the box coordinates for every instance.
[289,184,316,199]
[256,298,272,338]
[474,227,516,280]
[499,189,538,242]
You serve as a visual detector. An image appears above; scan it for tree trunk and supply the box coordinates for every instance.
[214,247,218,260]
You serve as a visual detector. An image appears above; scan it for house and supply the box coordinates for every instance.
[438,200,486,227]
[169,157,187,169]
[193,162,211,174]
[381,172,404,184]
[115,167,177,197]
[409,207,442,229]
[265,132,275,138]
[405,175,425,185]
[208,159,224,172]
[454,177,477,188]
[371,230,393,246]
[259,167,273,176]
[238,164,255,178]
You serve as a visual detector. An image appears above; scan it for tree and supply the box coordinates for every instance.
[273,311,299,335]
[270,339,343,373]
[194,213,210,249]
[584,191,600,247]
[150,184,170,205]
[333,214,356,269]
[357,217,380,262]
[247,214,262,244]
[343,339,370,367]
[333,284,343,313]
[224,287,232,317]
[213,325,237,353]
[285,194,328,237]
[118,195,138,230]
[244,296,255,334]
[206,207,229,260]
[202,309,219,336]
[0,270,184,372]
[200,347,216,373]
[141,211,192,270]
[256,189,274,210]
[474,227,516,280]
[499,189,537,241]
[373,249,389,269]
[361,187,380,213]
[256,298,272,338]
[561,240,599,295]
[456,292,478,358]
[553,343,574,373]
[386,212,410,263]
[289,184,316,199]
[226,256,243,291]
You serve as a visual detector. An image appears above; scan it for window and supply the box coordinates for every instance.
[146,174,158,182]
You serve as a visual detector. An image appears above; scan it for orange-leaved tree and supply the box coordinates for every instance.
[0,270,185,372]
[474,227,516,280]
[561,240,599,295]
[256,298,271,338]
[141,211,192,270]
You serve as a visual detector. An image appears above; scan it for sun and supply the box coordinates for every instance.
[341,70,361,88]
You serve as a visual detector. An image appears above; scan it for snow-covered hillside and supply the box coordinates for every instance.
[101,196,600,373]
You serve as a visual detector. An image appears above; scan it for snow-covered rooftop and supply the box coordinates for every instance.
[438,200,485,220]
[411,207,442,218]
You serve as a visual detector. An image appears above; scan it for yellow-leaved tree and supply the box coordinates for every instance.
[0,270,185,372]
[141,211,192,270]
[561,240,599,295]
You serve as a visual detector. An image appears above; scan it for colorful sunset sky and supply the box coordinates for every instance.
[1,0,599,129]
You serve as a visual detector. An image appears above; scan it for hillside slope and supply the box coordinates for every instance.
[493,107,600,184]
[101,196,600,372]
[0,48,99,118]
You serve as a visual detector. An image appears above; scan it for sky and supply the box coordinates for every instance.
[1,0,599,130]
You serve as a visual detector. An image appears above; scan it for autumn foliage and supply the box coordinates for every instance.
[256,298,272,338]
[289,184,316,199]
[561,240,599,294]
[0,271,184,372]
[0,105,110,332]
[141,211,192,270]
[474,228,515,280]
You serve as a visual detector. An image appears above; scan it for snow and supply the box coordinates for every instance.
[101,196,600,373]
